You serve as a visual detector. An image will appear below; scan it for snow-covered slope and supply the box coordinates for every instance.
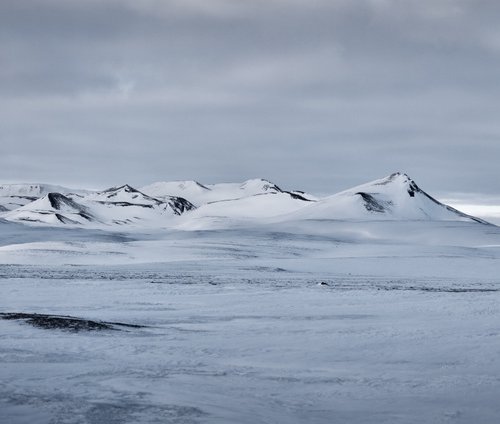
[5,193,95,225]
[178,191,313,228]
[83,184,194,214]
[140,180,211,204]
[2,174,490,228]
[79,184,195,226]
[5,185,196,227]
[0,183,90,211]
[141,178,316,206]
[284,172,489,223]
[0,183,84,198]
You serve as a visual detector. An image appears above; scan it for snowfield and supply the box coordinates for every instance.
[1,173,500,423]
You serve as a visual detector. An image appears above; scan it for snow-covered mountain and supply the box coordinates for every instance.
[0,183,90,211]
[1,173,491,227]
[141,178,317,206]
[285,172,489,223]
[5,185,196,227]
[78,184,196,226]
[180,192,313,227]
[140,180,211,205]
[83,184,193,214]
[0,183,85,198]
[4,193,95,225]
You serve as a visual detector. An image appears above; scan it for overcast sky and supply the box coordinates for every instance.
[1,0,499,196]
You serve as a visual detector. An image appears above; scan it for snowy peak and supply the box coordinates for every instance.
[365,172,420,197]
[96,184,152,201]
[86,184,165,207]
[1,174,489,227]
[347,172,420,214]
[349,172,486,221]
[141,178,295,207]
[0,183,90,211]
[288,172,489,224]
[101,184,139,194]
[140,180,211,202]
[82,184,196,223]
[46,192,88,212]
[340,172,415,194]
[238,178,282,194]
[5,184,196,227]
[5,192,94,225]
[236,179,317,202]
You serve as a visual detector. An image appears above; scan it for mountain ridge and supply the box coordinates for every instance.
[0,173,492,227]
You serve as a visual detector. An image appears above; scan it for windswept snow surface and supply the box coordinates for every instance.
[1,173,500,423]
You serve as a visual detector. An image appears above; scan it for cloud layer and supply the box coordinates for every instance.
[1,0,499,195]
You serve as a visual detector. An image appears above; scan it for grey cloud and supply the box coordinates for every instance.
[1,0,499,196]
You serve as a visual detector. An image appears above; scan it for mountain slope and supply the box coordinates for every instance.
[2,175,489,227]
[140,180,210,204]
[176,192,313,230]
[0,183,90,211]
[284,172,489,224]
[141,178,316,206]
[83,184,194,215]
[74,184,195,226]
[5,185,196,227]
[5,193,95,225]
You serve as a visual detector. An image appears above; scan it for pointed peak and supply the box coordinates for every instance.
[370,172,417,189]
[240,178,282,192]
[334,172,424,200]
[101,184,139,194]
[390,171,406,177]
[385,172,412,182]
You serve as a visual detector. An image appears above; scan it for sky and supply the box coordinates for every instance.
[1,0,500,198]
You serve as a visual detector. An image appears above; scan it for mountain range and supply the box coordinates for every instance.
[0,173,490,228]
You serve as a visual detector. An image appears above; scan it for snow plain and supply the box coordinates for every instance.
[1,174,500,423]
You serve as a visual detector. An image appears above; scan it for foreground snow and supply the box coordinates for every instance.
[1,265,500,424]
[1,173,500,423]
[0,220,500,423]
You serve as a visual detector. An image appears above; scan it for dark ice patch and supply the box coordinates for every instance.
[85,402,206,424]
[0,312,146,332]
[377,286,498,293]
[97,201,154,208]
[283,191,314,201]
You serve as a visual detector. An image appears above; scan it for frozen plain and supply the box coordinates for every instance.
[2,218,500,424]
